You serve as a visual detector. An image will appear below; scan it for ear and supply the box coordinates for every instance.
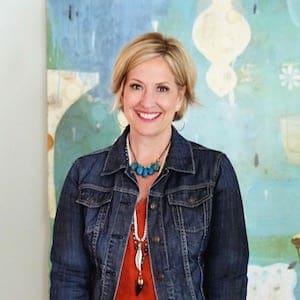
[175,86,186,112]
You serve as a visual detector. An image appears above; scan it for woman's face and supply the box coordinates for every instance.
[121,56,185,139]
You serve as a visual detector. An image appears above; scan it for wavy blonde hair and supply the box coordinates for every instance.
[111,32,198,120]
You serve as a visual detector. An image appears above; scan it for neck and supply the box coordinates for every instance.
[128,129,172,165]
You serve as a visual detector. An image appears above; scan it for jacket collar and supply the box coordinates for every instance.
[102,125,195,175]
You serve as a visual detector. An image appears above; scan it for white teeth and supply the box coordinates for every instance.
[138,112,160,120]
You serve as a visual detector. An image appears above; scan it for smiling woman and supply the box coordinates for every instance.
[121,56,184,145]
[111,32,197,121]
[50,32,249,300]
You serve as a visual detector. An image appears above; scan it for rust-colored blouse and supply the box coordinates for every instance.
[115,198,156,299]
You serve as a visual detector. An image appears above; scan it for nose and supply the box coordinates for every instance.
[140,88,155,108]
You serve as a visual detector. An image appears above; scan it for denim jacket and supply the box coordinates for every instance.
[50,126,249,300]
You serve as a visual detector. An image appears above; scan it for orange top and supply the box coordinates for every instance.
[115,199,156,299]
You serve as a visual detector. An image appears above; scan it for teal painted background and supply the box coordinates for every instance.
[47,0,300,297]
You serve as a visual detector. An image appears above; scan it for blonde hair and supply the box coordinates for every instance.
[111,32,197,120]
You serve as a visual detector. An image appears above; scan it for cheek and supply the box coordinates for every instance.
[122,94,131,109]
[121,94,137,113]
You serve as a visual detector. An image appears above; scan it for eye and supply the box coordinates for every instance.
[157,85,169,93]
[129,83,143,91]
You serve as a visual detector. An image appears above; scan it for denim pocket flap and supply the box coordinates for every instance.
[76,186,112,208]
[168,185,210,208]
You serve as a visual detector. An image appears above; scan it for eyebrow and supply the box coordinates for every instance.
[128,78,171,85]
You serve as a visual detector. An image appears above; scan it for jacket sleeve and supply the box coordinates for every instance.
[203,154,249,299]
[50,160,90,300]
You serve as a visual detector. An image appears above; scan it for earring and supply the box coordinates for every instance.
[117,111,128,130]
[176,119,185,131]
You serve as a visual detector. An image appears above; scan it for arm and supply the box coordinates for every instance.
[50,161,90,300]
[203,154,249,299]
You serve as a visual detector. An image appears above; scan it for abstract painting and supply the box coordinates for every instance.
[47,1,300,298]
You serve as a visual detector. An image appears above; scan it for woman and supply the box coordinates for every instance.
[50,32,249,299]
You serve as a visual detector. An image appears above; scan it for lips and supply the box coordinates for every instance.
[137,111,161,120]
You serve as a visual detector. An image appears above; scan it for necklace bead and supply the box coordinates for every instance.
[127,136,170,178]
[130,161,160,177]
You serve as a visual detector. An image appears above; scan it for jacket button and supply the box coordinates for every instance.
[152,236,160,243]
[157,273,165,281]
[150,202,157,210]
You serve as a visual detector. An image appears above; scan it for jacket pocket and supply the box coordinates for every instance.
[167,184,211,233]
[76,185,112,242]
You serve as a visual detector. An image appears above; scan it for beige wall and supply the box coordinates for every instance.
[0,1,49,299]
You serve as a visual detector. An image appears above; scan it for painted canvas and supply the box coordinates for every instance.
[47,0,300,298]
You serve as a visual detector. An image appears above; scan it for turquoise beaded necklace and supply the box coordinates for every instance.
[127,136,171,178]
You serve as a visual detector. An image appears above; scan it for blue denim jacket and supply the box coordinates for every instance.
[50,126,248,300]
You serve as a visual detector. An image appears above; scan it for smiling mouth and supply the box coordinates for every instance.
[137,111,161,120]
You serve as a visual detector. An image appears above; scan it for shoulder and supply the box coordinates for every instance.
[172,126,222,157]
[76,145,112,165]
[189,140,222,157]
[187,140,239,188]
[69,126,129,179]
[67,145,112,181]
[186,137,226,165]
[170,127,232,175]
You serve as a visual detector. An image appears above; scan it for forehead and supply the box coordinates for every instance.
[127,56,176,83]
